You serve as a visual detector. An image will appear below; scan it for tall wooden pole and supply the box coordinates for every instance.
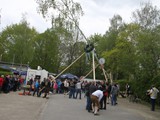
[102,68,108,82]
[84,64,99,79]
[92,50,96,81]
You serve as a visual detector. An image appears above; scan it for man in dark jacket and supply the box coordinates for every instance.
[38,78,45,97]
[87,81,97,112]
[43,78,51,98]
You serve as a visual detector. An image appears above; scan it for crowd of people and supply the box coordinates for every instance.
[84,81,119,115]
[1,74,159,115]
[32,77,120,115]
[0,74,24,93]
[0,74,120,115]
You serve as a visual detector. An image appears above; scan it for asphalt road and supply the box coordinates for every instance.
[0,92,159,120]
[39,94,160,120]
[0,91,47,120]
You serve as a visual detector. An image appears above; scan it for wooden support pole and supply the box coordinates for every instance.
[92,50,96,81]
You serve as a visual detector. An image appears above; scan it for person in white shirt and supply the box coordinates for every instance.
[148,85,159,111]
[91,90,103,115]
[64,79,69,95]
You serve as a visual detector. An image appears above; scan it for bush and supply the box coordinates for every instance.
[115,79,130,91]
[0,71,13,76]
[0,68,13,76]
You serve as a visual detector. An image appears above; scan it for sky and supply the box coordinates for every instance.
[0,0,160,37]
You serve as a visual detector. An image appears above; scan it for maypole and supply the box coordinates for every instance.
[99,58,108,82]
[36,0,103,82]
[92,49,96,81]
[83,64,99,79]
[102,67,108,82]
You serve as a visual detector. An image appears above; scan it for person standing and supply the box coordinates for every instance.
[69,80,76,99]
[99,81,107,110]
[110,83,119,106]
[38,78,45,97]
[28,78,33,95]
[106,82,111,104]
[75,80,82,99]
[43,78,51,98]
[84,82,91,112]
[87,82,97,112]
[126,83,130,97]
[53,81,58,94]
[64,79,69,95]
[33,79,40,97]
[0,75,4,93]
[3,75,10,93]
[148,85,159,111]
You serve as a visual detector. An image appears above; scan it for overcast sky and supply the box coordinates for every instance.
[0,0,160,37]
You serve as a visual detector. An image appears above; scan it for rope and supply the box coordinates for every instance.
[83,64,99,79]
[101,67,108,82]
[54,52,85,80]
[39,52,85,92]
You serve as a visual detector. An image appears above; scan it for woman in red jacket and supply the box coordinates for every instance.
[0,75,4,93]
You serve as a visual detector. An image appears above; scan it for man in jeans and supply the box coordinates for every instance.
[33,79,40,97]
[110,83,119,106]
[75,80,82,99]
[148,85,159,111]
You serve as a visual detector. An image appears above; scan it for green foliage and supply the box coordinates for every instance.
[36,0,87,75]
[95,2,160,105]
[0,68,13,76]
[0,71,13,76]
[30,29,60,73]
[115,79,129,91]
[36,0,85,41]
[0,20,38,64]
